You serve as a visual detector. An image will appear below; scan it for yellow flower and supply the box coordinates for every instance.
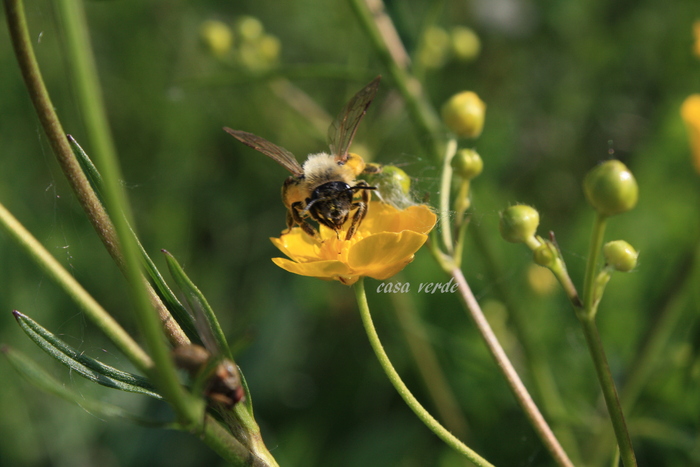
[681,94,700,174]
[270,202,437,285]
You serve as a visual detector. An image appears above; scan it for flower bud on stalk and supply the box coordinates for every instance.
[499,205,541,249]
[441,91,486,138]
[583,160,638,217]
[200,20,234,57]
[603,240,638,272]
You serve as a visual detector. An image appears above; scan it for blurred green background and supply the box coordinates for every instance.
[1,0,700,466]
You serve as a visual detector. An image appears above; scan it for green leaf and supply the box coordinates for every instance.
[2,345,168,427]
[162,250,232,359]
[13,310,162,399]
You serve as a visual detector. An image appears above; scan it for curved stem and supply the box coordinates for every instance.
[353,279,494,467]
[439,138,458,253]
[450,268,575,467]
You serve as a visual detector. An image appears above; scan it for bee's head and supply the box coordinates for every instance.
[307,181,354,230]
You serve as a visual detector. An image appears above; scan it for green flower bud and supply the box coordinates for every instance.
[603,240,638,272]
[369,165,415,209]
[199,20,233,57]
[419,26,450,69]
[583,160,638,217]
[235,16,264,42]
[375,165,411,195]
[258,34,281,63]
[451,148,483,180]
[441,91,486,138]
[451,26,481,62]
[500,205,540,245]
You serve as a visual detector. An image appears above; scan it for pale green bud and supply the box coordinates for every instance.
[451,26,481,62]
[583,160,638,217]
[200,20,233,57]
[451,148,483,180]
[441,91,486,138]
[500,205,540,244]
[603,240,638,272]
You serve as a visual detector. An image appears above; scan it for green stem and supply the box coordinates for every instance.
[582,213,608,314]
[450,268,575,467]
[0,202,151,373]
[577,314,636,467]
[439,138,458,253]
[347,0,443,158]
[354,278,493,467]
[578,212,637,466]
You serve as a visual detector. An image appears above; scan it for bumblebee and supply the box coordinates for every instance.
[225,76,382,241]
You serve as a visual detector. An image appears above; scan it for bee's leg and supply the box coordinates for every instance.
[345,185,372,241]
[291,201,318,238]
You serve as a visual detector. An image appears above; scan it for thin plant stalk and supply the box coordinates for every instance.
[450,267,576,467]
[439,138,458,254]
[577,213,637,467]
[354,278,494,467]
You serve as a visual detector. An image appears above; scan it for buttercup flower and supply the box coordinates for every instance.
[270,202,436,285]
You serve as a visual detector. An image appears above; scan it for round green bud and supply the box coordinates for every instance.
[441,91,486,138]
[583,160,638,217]
[603,240,638,272]
[499,205,540,244]
[199,20,233,57]
[235,16,264,42]
[451,148,483,179]
[258,34,281,63]
[419,26,450,69]
[451,26,481,62]
[375,165,411,195]
[533,243,556,268]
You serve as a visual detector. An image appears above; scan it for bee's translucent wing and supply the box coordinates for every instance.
[224,128,304,176]
[328,76,381,163]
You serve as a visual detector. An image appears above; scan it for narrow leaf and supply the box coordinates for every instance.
[162,250,231,359]
[13,310,162,399]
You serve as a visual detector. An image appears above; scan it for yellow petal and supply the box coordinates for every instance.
[360,202,436,234]
[271,257,352,278]
[347,231,428,278]
[681,94,700,174]
[270,229,318,260]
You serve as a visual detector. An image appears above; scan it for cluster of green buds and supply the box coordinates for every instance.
[499,160,639,315]
[417,25,481,69]
[199,16,281,71]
